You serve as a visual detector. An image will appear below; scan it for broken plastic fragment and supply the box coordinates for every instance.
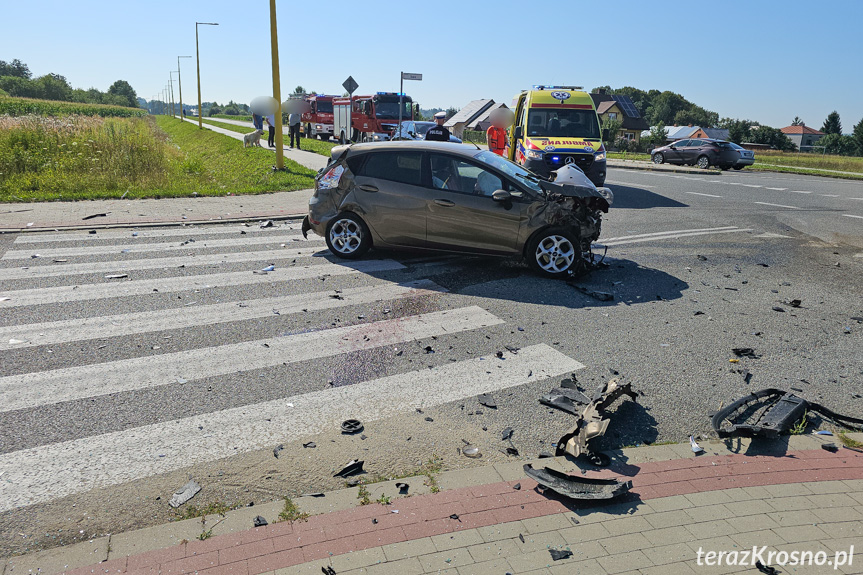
[303,442,316,448]
[821,443,838,452]
[814,430,833,436]
[501,427,514,441]
[253,516,268,527]
[260,220,274,228]
[82,213,108,220]
[396,482,409,494]
[105,274,128,279]
[321,567,337,575]
[0,297,10,302]
[168,479,201,508]
[690,436,704,455]
[512,483,521,491]
[333,459,364,478]
[8,339,28,345]
[341,419,364,434]
[756,561,779,574]
[505,447,519,456]
[525,465,632,500]
[462,445,481,458]
[732,347,758,358]
[772,306,786,312]
[261,264,275,272]
[477,393,497,409]
[549,549,573,561]
[518,533,525,543]
[273,444,284,458]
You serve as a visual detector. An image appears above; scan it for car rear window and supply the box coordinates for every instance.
[358,152,423,186]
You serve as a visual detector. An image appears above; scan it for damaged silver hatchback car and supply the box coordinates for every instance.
[302,141,613,278]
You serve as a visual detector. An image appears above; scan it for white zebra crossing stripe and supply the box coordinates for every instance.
[0,344,582,513]
[13,225,302,244]
[0,247,326,281]
[0,280,444,350]
[0,259,404,307]
[0,306,503,413]
[2,233,318,260]
[601,228,752,247]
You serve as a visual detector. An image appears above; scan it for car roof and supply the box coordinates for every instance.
[345,141,483,156]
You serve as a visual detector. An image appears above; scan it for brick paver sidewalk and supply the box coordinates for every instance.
[7,435,862,575]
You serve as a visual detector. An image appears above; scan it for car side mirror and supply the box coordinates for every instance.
[514,126,523,140]
[492,190,513,209]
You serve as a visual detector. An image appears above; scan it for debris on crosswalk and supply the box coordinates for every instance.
[303,442,316,448]
[168,479,201,508]
[260,220,273,228]
[690,436,705,455]
[105,274,128,279]
[568,284,614,301]
[501,427,514,441]
[273,444,284,458]
[525,464,632,501]
[477,393,497,409]
[341,419,363,434]
[549,548,573,561]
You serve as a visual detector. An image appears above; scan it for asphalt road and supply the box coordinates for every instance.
[0,167,861,556]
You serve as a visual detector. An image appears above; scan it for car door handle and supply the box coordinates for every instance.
[359,184,378,192]
[434,199,455,207]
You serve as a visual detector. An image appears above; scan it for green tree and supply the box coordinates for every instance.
[749,125,796,151]
[791,116,803,126]
[821,111,842,135]
[673,105,719,128]
[719,118,753,144]
[444,107,458,121]
[601,116,622,144]
[646,91,689,125]
[646,122,667,147]
[852,117,863,155]
[0,75,33,97]
[817,133,859,156]
[107,80,138,108]
[292,86,305,96]
[34,73,72,101]
[0,58,31,79]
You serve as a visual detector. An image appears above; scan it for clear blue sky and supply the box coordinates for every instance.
[2,0,862,130]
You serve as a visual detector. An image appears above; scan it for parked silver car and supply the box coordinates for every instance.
[391,121,463,143]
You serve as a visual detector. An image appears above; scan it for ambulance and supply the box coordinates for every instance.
[506,86,607,187]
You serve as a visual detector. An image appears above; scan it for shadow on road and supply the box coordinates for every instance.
[608,184,688,209]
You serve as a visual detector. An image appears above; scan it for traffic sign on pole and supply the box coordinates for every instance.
[398,72,422,139]
[342,76,358,95]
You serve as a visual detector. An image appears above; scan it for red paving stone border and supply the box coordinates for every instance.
[62,448,863,575]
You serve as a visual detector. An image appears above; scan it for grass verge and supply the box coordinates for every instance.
[200,117,337,158]
[277,497,310,523]
[0,96,147,118]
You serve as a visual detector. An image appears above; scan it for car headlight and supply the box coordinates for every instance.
[525,149,544,161]
[597,187,614,205]
[594,151,606,162]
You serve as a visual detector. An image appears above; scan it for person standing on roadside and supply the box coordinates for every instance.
[252,113,264,132]
[424,111,451,141]
[288,111,301,149]
[265,113,276,148]
[486,121,506,155]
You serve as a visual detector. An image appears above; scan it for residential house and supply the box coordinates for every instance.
[466,102,509,133]
[444,99,495,139]
[780,124,824,150]
[589,91,649,142]
[691,127,729,140]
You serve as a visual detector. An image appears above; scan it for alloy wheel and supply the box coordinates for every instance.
[535,235,575,273]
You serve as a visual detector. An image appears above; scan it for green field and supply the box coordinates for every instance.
[211,113,253,122]
[0,96,147,118]
[0,113,315,202]
[201,117,338,157]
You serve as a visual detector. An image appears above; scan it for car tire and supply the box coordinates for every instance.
[696,155,711,169]
[733,165,744,170]
[526,227,582,278]
[652,152,664,164]
[720,165,730,171]
[325,213,372,259]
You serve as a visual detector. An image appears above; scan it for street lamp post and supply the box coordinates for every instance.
[169,72,177,117]
[195,22,219,127]
[268,0,284,170]
[178,56,192,120]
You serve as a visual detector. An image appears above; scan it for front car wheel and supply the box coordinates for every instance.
[652,153,664,164]
[526,228,581,278]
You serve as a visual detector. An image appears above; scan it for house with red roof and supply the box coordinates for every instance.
[780,124,824,150]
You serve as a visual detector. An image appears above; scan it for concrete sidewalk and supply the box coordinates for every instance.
[7,434,862,575]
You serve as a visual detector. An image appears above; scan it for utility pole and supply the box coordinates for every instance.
[178,55,191,120]
[196,22,219,127]
[269,0,284,170]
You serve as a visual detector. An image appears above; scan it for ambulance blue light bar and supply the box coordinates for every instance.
[533,85,583,91]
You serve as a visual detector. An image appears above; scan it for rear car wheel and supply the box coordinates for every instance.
[652,152,664,164]
[325,213,372,259]
[696,155,711,169]
[527,227,581,278]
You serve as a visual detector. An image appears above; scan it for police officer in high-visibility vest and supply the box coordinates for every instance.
[425,111,451,141]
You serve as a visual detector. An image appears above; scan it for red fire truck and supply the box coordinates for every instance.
[300,94,335,141]
[333,92,414,144]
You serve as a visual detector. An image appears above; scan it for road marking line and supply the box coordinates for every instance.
[0,247,326,281]
[2,234,317,260]
[604,180,655,188]
[741,184,763,188]
[843,214,863,220]
[753,202,799,209]
[0,344,581,513]
[0,259,405,307]
[13,225,303,244]
[820,194,840,197]
[0,280,444,350]
[765,187,788,191]
[851,198,863,201]
[685,192,723,198]
[0,306,503,414]
[602,227,738,243]
[601,228,752,247]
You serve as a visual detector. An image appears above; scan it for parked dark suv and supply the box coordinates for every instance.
[651,139,749,170]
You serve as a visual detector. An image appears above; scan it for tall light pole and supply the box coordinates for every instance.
[178,56,192,120]
[170,72,178,117]
[196,22,218,127]
[269,0,284,170]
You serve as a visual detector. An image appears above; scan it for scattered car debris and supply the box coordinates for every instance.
[301,493,325,498]
[477,394,497,409]
[501,427,514,441]
[772,306,786,313]
[273,444,284,458]
[540,386,592,415]
[518,533,525,543]
[462,444,481,458]
[732,348,759,359]
[253,516,268,527]
[321,567,337,575]
[168,479,201,508]
[449,514,460,521]
[341,419,364,434]
[787,299,802,308]
[690,436,705,455]
[396,482,409,494]
[815,430,833,436]
[260,220,274,228]
[822,443,839,452]
[552,379,639,466]
[0,297,10,302]
[303,442,316,448]
[424,417,434,422]
[538,452,554,459]
[568,285,614,301]
[88,230,97,234]
[424,345,435,354]
[525,464,633,500]
[755,561,779,575]
[261,264,275,272]
[548,549,573,561]
[712,388,863,439]
[333,459,364,478]
[697,255,708,261]
[512,483,521,491]
[505,447,519,456]
[105,274,128,279]
[82,213,109,220]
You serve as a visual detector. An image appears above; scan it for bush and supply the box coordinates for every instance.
[0,97,147,117]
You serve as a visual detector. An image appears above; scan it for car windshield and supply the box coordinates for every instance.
[414,122,433,135]
[375,97,413,119]
[526,108,601,139]
[316,101,333,114]
[474,150,543,194]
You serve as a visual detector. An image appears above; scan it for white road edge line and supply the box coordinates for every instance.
[0,280,444,350]
[0,306,503,413]
[765,187,788,191]
[753,202,799,210]
[685,192,723,198]
[843,214,863,220]
[601,228,752,247]
[601,226,737,243]
[0,344,583,512]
